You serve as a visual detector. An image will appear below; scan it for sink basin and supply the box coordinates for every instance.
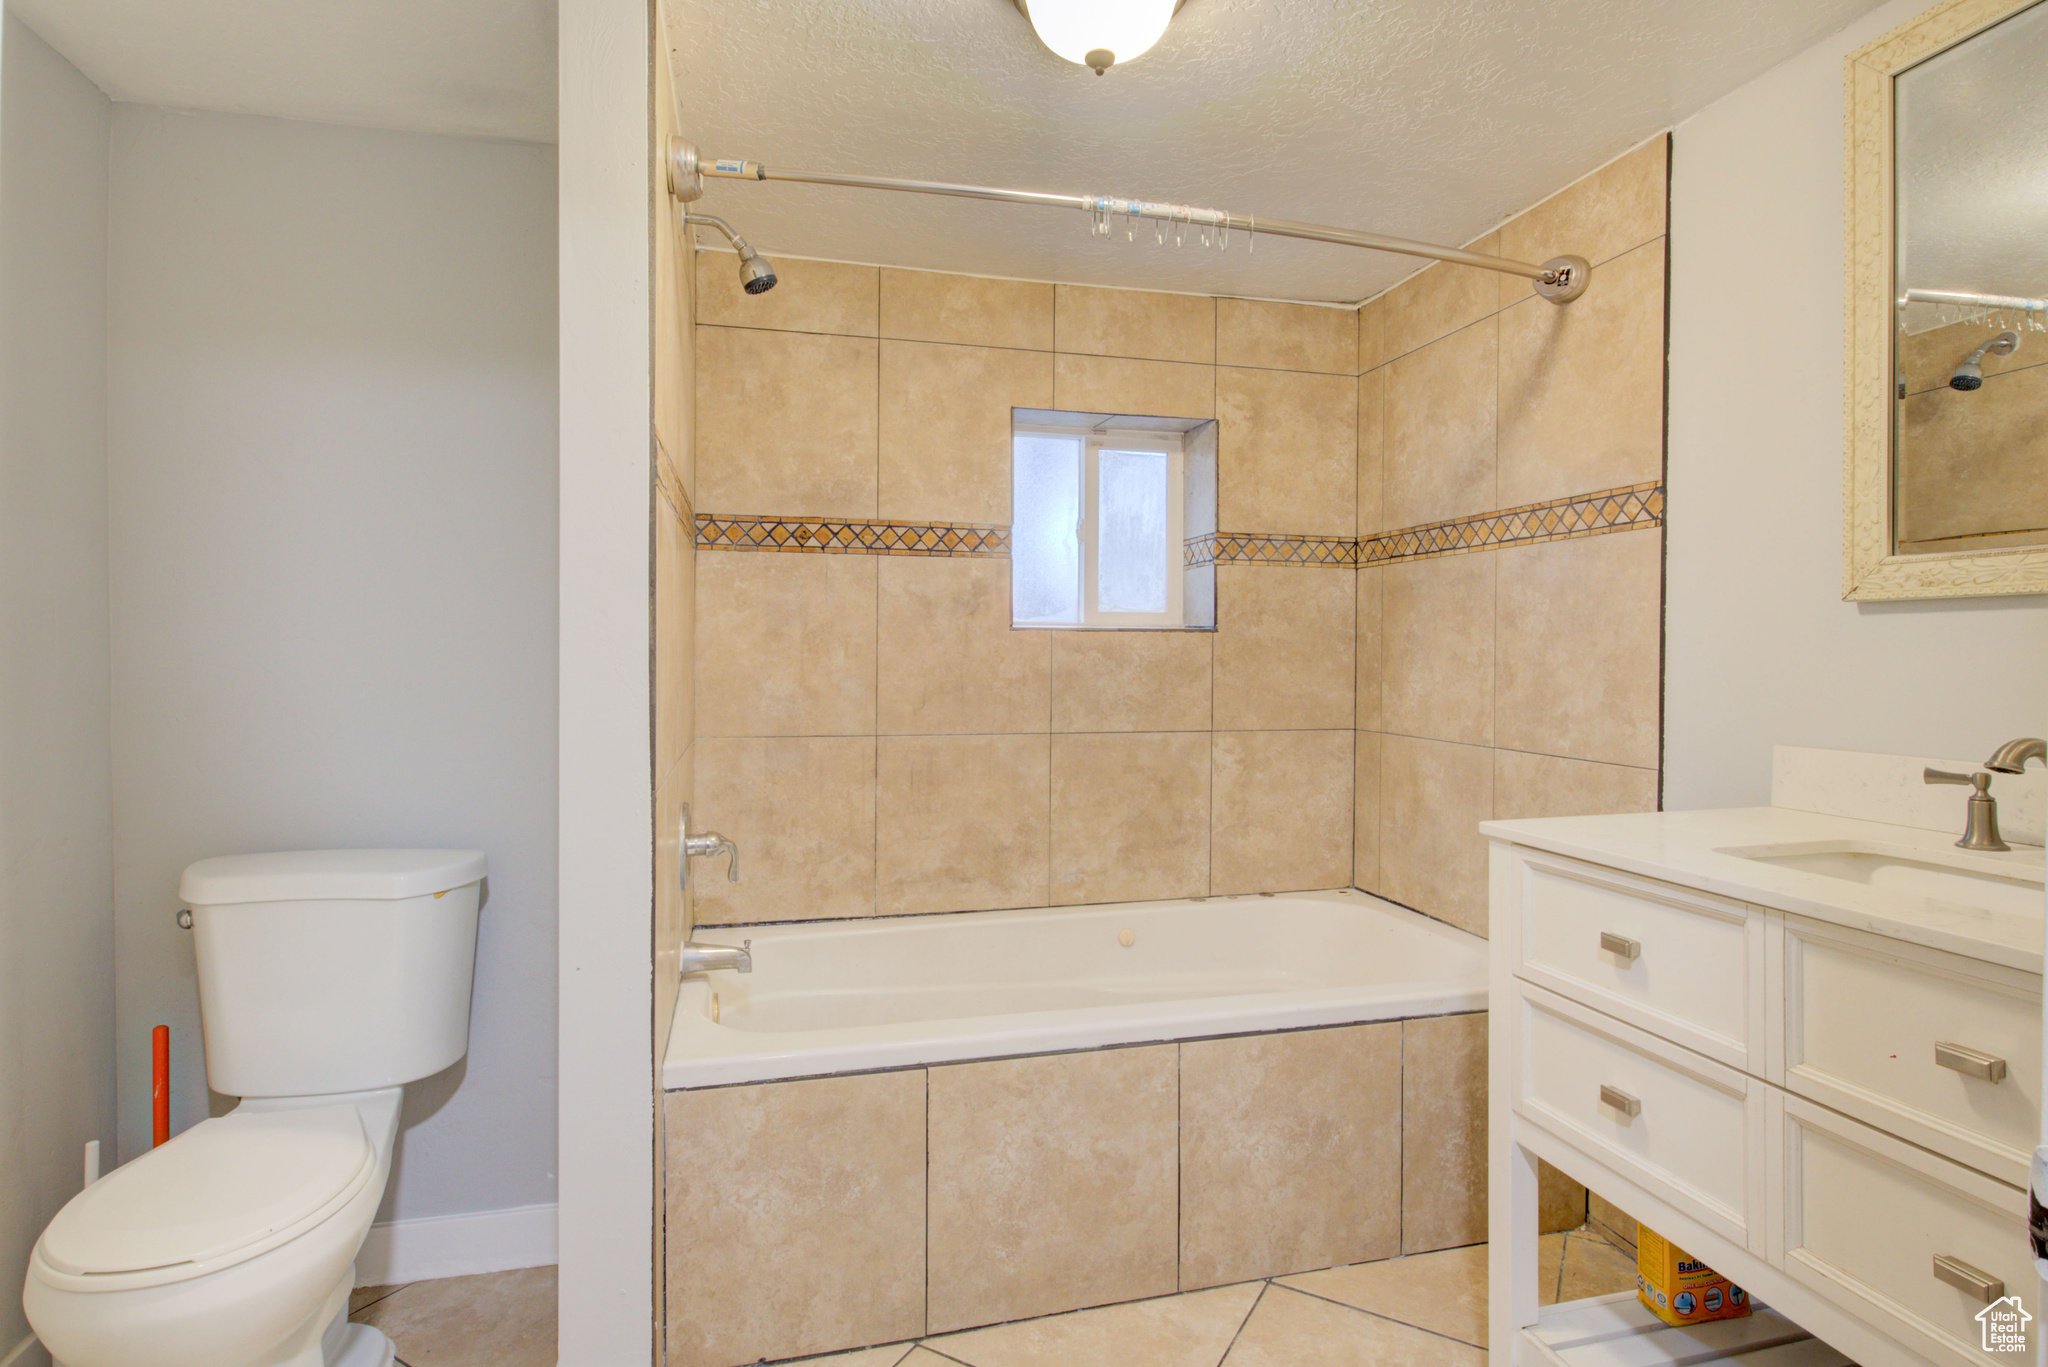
[1717,840,2046,916]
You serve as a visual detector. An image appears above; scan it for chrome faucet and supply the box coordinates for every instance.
[678,804,739,890]
[1925,768,2009,852]
[1985,737,2045,774]
[679,938,751,976]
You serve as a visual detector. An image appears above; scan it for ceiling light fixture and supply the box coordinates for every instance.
[1012,0,1186,75]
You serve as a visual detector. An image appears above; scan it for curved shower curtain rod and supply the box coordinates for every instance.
[666,137,1591,305]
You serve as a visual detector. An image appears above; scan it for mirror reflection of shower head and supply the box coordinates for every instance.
[682,213,778,295]
[1949,331,2018,391]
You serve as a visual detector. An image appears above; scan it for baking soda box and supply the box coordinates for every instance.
[1636,1224,1751,1326]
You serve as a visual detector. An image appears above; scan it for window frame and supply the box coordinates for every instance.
[1011,420,1189,630]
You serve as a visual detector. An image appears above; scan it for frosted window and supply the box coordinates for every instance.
[1097,449,1170,614]
[1012,433,1082,623]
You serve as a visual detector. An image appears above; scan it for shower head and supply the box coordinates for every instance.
[736,243,778,294]
[682,212,778,295]
[1949,330,2019,391]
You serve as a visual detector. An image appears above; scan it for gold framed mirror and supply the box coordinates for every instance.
[1844,0,2048,600]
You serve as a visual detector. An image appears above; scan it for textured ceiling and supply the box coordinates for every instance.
[10,0,555,143]
[1896,0,2048,307]
[667,0,1891,303]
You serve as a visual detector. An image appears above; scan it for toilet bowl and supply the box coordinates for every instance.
[23,849,487,1367]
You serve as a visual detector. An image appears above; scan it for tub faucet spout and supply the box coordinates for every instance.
[680,939,751,976]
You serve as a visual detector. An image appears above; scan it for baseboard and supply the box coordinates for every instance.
[1,1331,48,1367]
[354,1202,557,1286]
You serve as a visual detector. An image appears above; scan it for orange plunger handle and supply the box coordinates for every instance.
[151,1025,169,1147]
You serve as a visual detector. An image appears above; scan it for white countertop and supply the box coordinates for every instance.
[1481,807,2047,974]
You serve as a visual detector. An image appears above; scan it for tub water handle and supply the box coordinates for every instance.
[679,804,741,890]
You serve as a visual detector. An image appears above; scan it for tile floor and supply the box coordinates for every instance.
[345,1222,1638,1367]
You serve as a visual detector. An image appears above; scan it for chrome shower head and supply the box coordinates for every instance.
[736,243,778,294]
[682,212,778,295]
[1949,330,2018,391]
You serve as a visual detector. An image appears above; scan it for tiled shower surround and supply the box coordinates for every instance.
[658,137,1669,1367]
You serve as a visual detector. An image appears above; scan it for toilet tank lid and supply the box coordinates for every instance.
[180,849,487,905]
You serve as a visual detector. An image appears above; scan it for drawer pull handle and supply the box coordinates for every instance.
[1932,1254,2004,1303]
[1599,1084,1642,1119]
[1935,1042,2007,1083]
[1599,932,1641,962]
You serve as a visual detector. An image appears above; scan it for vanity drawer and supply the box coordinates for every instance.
[1512,981,1762,1249]
[1783,916,2040,1187]
[1778,1092,2031,1367]
[1510,848,1763,1070]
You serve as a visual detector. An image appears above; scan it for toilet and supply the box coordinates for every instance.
[23,848,488,1367]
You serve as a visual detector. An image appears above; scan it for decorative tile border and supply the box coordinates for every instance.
[1184,533,1357,568]
[1360,482,1662,565]
[696,514,1010,557]
[696,483,1662,565]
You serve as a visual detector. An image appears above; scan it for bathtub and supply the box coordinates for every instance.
[661,888,1486,1089]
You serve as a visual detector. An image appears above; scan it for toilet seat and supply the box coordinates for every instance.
[33,1105,375,1294]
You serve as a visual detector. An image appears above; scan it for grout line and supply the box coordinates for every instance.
[1275,1283,1487,1351]
[1216,1280,1270,1366]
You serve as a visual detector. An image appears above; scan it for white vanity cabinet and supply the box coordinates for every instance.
[1488,833,2045,1367]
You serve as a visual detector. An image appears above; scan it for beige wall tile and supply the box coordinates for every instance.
[1049,732,1209,905]
[927,1046,1179,1332]
[1540,1163,1590,1234]
[1210,731,1353,895]
[1498,137,1668,278]
[1497,241,1665,508]
[1358,295,1389,374]
[655,746,692,1040]
[1180,1023,1401,1288]
[695,552,876,737]
[1494,748,1658,823]
[929,1281,1261,1367]
[1223,1285,1486,1367]
[876,735,1050,916]
[1052,353,1214,420]
[1278,1243,1486,1348]
[1589,1191,1637,1247]
[655,485,694,774]
[1898,362,2048,547]
[1383,233,1501,361]
[1051,629,1211,732]
[1216,297,1357,374]
[1381,552,1495,747]
[1212,566,1354,731]
[1494,528,1662,770]
[880,340,1052,524]
[1358,367,1385,536]
[697,326,879,518]
[1055,284,1215,363]
[693,736,876,923]
[1383,319,1497,529]
[1402,1012,1486,1253]
[696,253,878,336]
[876,557,1051,735]
[882,267,1054,350]
[1379,735,1493,936]
[1216,367,1357,536]
[1356,565,1382,731]
[665,1072,924,1367]
[1355,731,1381,891]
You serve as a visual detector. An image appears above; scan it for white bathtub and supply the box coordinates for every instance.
[662,889,1487,1089]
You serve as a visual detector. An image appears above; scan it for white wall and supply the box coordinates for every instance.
[106,105,560,1229]
[0,13,113,1365]
[1664,0,2048,812]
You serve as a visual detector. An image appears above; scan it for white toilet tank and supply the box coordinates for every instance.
[179,849,488,1098]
